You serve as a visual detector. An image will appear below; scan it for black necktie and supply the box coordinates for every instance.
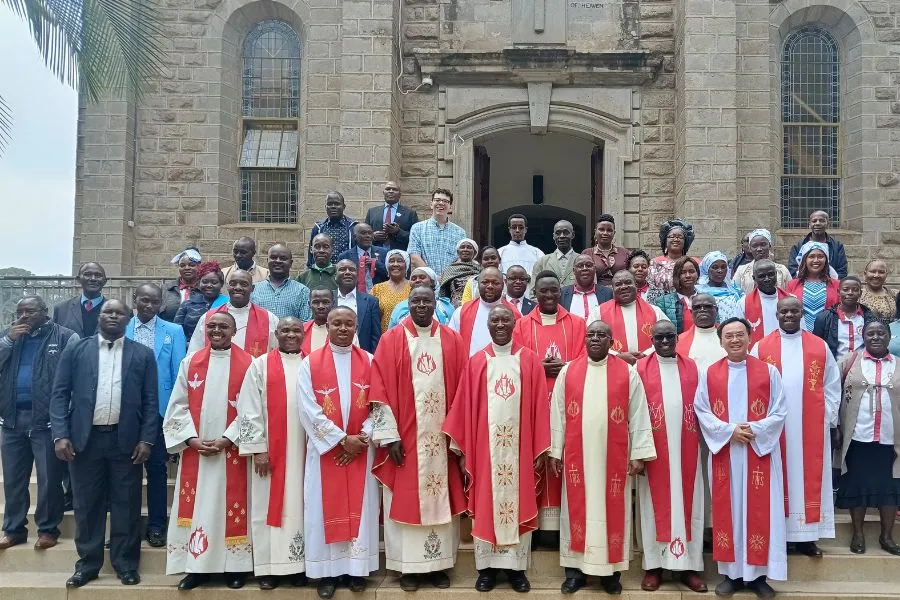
[107,342,114,350]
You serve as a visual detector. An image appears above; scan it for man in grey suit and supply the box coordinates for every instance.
[50,300,158,588]
[531,220,578,289]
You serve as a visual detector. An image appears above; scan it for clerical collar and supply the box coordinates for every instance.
[540,311,558,326]
[280,349,302,355]
[726,358,747,367]
[492,342,512,355]
[313,321,327,328]
[210,346,231,354]
[696,326,717,334]
[229,302,251,312]
[481,297,502,308]
[780,328,802,338]
[330,343,353,354]
[588,356,608,366]
[657,354,678,363]
[759,290,777,298]
[414,323,432,334]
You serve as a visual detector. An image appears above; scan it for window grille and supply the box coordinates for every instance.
[781,26,840,228]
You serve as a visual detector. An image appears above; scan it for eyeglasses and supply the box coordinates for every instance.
[586,332,610,340]
[652,333,677,342]
[692,304,717,311]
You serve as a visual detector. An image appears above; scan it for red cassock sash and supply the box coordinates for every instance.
[178,345,253,546]
[457,299,521,353]
[309,344,371,544]
[707,356,772,566]
[637,352,700,542]
[207,303,270,357]
[757,330,826,522]
[369,318,467,524]
[562,355,630,562]
[598,297,657,353]
[743,288,790,346]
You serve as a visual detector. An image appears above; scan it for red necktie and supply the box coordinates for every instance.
[84,299,94,312]
[384,205,393,225]
[578,287,594,317]
[357,255,368,293]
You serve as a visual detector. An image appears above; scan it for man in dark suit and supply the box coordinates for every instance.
[336,223,389,293]
[53,262,108,337]
[334,259,382,352]
[50,300,158,588]
[365,180,419,251]
[504,265,537,315]
[559,254,614,319]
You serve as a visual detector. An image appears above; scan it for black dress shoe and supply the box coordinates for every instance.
[475,569,497,592]
[399,574,419,591]
[290,573,308,586]
[600,573,622,595]
[145,530,166,548]
[747,576,776,599]
[507,570,531,593]
[348,576,367,592]
[118,571,141,585]
[66,572,98,588]
[797,541,823,557]
[225,572,247,589]
[429,571,450,588]
[258,575,278,590]
[715,577,744,597]
[317,577,338,599]
[879,538,900,556]
[561,576,587,594]
[178,573,209,590]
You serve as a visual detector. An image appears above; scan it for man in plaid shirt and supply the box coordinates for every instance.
[408,188,466,278]
[251,244,312,321]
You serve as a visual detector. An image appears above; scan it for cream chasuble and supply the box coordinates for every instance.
[164,349,253,574]
[296,345,380,578]
[694,360,788,581]
[588,302,670,353]
[751,330,840,542]
[550,358,655,576]
[636,356,704,571]
[188,303,279,354]
[237,351,307,576]
[372,324,459,573]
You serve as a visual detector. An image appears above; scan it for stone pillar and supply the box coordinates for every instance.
[674,0,738,255]
[72,89,137,276]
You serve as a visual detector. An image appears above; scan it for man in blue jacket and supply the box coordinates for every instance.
[788,210,847,279]
[125,283,186,547]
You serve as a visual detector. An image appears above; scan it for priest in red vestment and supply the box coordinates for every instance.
[548,320,656,595]
[369,287,468,591]
[512,270,586,544]
[449,267,521,356]
[735,260,791,347]
[443,305,550,593]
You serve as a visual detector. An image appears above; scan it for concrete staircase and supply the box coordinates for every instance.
[0,471,898,599]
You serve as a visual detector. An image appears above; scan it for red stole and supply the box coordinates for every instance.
[562,355,630,562]
[178,345,252,545]
[264,349,305,527]
[458,299,522,353]
[300,320,321,356]
[208,303,270,357]
[681,298,694,332]
[743,288,790,345]
[637,352,700,542]
[369,318,467,524]
[786,278,840,312]
[309,344,372,543]
[757,330,826,522]
[598,297,657,353]
[707,356,772,566]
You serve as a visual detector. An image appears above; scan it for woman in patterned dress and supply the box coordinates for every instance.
[787,241,840,331]
[646,219,695,304]
[371,249,412,332]
[859,259,896,321]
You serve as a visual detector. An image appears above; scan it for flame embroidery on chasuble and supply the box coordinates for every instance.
[486,351,523,546]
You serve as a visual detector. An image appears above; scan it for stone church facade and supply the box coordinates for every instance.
[73,0,900,276]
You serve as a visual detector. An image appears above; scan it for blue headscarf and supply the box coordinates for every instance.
[697,251,743,322]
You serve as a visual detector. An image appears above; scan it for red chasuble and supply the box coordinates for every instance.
[309,344,372,544]
[457,299,521,354]
[369,318,467,524]
[561,355,630,562]
[757,330,826,522]
[707,356,772,566]
[207,303,271,357]
[178,345,253,546]
[637,352,700,542]
[598,297,658,353]
[442,344,550,546]
[743,288,790,345]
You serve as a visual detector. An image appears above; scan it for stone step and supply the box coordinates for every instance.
[0,478,177,506]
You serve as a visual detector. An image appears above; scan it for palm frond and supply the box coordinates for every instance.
[0,95,11,154]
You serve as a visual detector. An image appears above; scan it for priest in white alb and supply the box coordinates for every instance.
[636,321,707,593]
[549,320,656,595]
[443,305,550,593]
[449,267,521,356]
[695,317,787,599]
[188,269,278,357]
[676,293,727,369]
[369,287,468,591]
[735,261,791,348]
[164,312,254,590]
[752,297,840,557]
[236,316,309,590]
[296,306,379,600]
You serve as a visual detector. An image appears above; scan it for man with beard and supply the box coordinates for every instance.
[449,267,521,357]
[369,287,468,590]
[560,254,613,321]
[589,271,668,364]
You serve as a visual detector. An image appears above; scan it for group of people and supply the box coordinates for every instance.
[1,182,899,599]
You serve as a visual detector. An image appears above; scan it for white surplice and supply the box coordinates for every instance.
[636,356,704,571]
[188,302,279,354]
[587,302,670,353]
[694,360,788,581]
[164,349,252,574]
[751,330,840,542]
[735,293,780,342]
[296,345,379,578]
[237,351,307,576]
[550,358,656,576]
[684,327,727,370]
[449,298,502,357]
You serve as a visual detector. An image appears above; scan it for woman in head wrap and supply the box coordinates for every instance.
[161,247,202,321]
[787,241,840,330]
[439,238,482,307]
[697,250,744,322]
[387,266,455,328]
[461,246,500,303]
[173,260,229,341]
[732,229,793,294]
[646,219,695,304]
[370,249,412,332]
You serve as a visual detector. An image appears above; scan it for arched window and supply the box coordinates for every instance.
[240,20,301,223]
[781,26,840,228]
